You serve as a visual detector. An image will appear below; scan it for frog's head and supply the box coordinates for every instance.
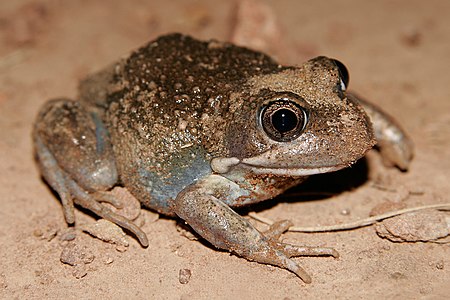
[212,56,376,176]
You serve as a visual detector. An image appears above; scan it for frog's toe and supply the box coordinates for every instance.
[263,220,293,239]
[264,220,339,258]
[34,135,76,223]
[281,243,339,259]
[265,245,317,282]
[258,240,337,283]
[67,179,149,247]
[90,190,124,208]
[378,139,414,171]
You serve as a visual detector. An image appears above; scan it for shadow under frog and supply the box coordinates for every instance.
[33,34,413,283]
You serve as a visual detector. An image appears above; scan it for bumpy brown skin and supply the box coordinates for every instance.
[34,34,413,283]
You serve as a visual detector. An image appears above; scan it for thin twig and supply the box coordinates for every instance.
[0,49,27,70]
[248,203,450,232]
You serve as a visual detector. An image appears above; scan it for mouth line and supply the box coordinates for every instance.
[239,162,347,176]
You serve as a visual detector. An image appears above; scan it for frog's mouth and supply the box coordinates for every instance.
[239,138,373,177]
[210,156,353,176]
[239,162,346,176]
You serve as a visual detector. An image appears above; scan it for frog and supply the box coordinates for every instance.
[33,33,413,283]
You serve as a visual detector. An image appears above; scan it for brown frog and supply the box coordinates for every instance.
[33,33,413,283]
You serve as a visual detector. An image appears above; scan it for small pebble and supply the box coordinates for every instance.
[115,245,128,253]
[435,260,444,270]
[376,210,449,242]
[179,269,192,284]
[81,219,129,247]
[340,208,350,216]
[104,256,114,265]
[72,264,87,279]
[59,230,76,241]
[60,243,95,266]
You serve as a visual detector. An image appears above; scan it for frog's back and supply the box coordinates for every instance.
[85,34,280,214]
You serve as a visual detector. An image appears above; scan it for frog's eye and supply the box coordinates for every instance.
[261,99,308,142]
[332,59,349,91]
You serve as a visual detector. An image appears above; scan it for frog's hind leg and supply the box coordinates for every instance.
[33,99,148,246]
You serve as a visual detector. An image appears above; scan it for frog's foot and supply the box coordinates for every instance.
[35,139,149,247]
[249,220,338,283]
[66,178,149,247]
[174,183,337,283]
[264,220,339,258]
[33,99,148,247]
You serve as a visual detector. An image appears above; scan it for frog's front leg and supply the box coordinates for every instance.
[172,175,338,283]
[33,99,148,246]
[348,93,414,170]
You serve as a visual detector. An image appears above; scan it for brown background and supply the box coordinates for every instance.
[1,0,449,299]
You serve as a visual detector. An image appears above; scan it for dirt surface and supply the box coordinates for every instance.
[1,0,449,299]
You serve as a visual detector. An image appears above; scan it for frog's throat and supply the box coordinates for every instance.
[210,156,346,176]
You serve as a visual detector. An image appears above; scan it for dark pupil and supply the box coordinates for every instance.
[271,109,298,133]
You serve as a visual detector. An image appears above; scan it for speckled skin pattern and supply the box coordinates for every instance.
[90,34,288,213]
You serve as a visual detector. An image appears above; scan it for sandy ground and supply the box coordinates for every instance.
[1,0,449,299]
